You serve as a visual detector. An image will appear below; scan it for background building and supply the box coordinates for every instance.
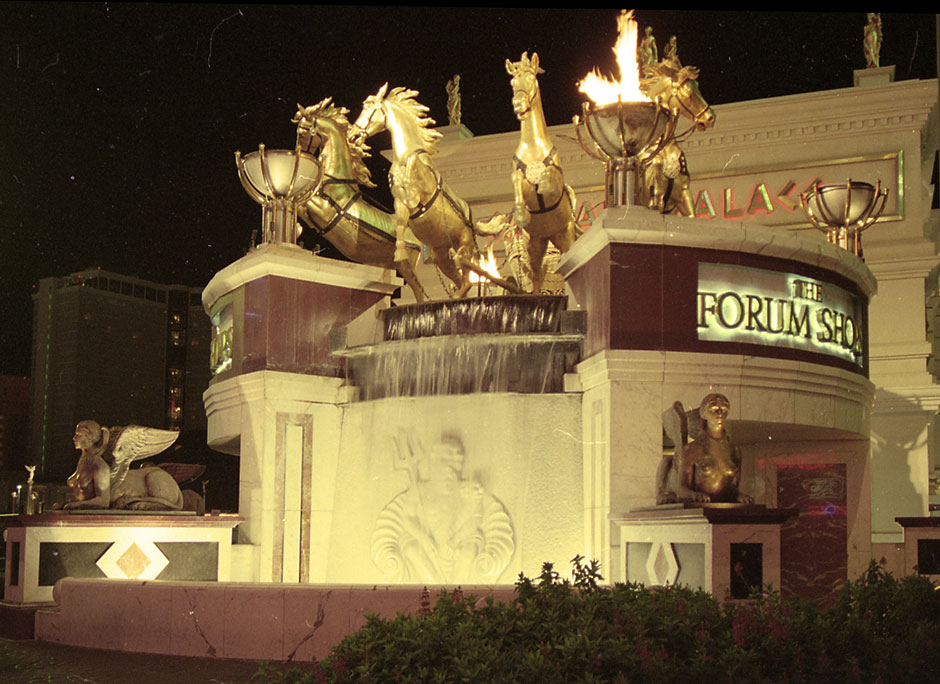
[29,269,209,480]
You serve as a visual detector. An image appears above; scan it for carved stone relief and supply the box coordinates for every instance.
[372,433,514,584]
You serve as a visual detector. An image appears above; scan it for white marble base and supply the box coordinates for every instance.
[3,513,240,604]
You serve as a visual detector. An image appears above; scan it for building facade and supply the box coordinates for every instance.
[29,269,209,480]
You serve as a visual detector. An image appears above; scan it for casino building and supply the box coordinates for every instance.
[412,67,940,597]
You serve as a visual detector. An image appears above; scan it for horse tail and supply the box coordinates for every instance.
[474,213,511,237]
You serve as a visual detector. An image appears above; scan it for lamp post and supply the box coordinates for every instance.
[801,179,888,257]
[235,144,321,245]
[574,99,676,208]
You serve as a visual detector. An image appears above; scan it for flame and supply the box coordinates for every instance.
[470,246,500,284]
[578,10,649,105]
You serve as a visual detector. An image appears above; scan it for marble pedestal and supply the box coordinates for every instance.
[3,512,241,603]
[893,517,940,580]
[612,505,796,599]
[202,243,400,583]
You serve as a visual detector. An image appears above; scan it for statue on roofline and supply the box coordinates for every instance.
[864,13,882,69]
[446,74,462,126]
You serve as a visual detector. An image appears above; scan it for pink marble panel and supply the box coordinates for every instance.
[170,581,227,658]
[282,585,350,662]
[221,583,286,660]
[119,581,174,654]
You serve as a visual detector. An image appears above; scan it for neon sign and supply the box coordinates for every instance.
[697,263,864,365]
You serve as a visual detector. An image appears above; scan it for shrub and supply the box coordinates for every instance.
[252,558,940,684]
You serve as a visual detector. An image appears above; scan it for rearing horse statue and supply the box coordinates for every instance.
[638,59,715,216]
[506,52,579,294]
[351,84,508,299]
[293,97,427,301]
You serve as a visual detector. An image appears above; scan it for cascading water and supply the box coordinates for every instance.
[339,295,584,400]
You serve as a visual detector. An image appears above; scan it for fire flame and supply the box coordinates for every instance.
[578,9,649,105]
[470,246,500,285]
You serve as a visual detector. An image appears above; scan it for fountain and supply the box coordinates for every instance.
[341,295,584,400]
[28,7,921,664]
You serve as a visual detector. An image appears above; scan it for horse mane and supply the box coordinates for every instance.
[641,59,699,83]
[382,87,443,155]
[295,98,375,187]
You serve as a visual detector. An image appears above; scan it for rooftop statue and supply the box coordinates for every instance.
[350,84,512,299]
[446,74,461,126]
[864,13,882,69]
[657,394,753,505]
[637,56,715,215]
[637,25,658,67]
[65,420,184,511]
[293,98,427,301]
[505,52,580,294]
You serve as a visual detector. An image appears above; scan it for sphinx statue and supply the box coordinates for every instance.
[657,394,753,505]
[65,419,184,511]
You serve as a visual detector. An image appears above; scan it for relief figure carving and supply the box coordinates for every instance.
[372,434,514,584]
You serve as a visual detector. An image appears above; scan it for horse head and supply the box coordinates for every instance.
[506,52,544,120]
[642,60,715,131]
[293,97,339,155]
[294,97,374,187]
[351,84,441,160]
[672,66,715,130]
[350,83,391,148]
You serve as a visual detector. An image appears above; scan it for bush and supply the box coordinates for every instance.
[252,558,940,684]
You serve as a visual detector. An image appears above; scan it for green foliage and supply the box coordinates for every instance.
[252,558,940,684]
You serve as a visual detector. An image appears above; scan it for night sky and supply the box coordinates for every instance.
[1,7,936,377]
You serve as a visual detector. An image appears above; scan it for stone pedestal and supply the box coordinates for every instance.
[202,244,400,583]
[853,65,895,88]
[893,517,940,579]
[613,505,795,598]
[3,512,241,603]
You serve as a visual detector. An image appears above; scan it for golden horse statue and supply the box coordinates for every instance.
[505,52,580,294]
[638,59,716,216]
[351,84,511,299]
[293,98,427,301]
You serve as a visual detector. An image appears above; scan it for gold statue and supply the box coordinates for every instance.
[664,35,679,64]
[446,74,462,126]
[637,57,715,215]
[505,52,579,294]
[864,13,882,69]
[65,420,183,511]
[293,98,426,301]
[637,25,658,67]
[657,394,753,505]
[351,84,511,299]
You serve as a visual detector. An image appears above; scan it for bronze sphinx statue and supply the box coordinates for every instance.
[65,420,184,511]
[657,394,753,505]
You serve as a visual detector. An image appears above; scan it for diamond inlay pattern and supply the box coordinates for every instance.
[115,542,151,579]
[96,538,170,580]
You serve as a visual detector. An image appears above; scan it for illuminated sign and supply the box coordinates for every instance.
[697,263,864,365]
[570,153,900,229]
[210,304,233,376]
[688,153,901,226]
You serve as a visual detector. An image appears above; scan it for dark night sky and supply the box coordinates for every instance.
[1,6,936,377]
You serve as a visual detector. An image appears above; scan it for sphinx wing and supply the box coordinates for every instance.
[109,425,180,487]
